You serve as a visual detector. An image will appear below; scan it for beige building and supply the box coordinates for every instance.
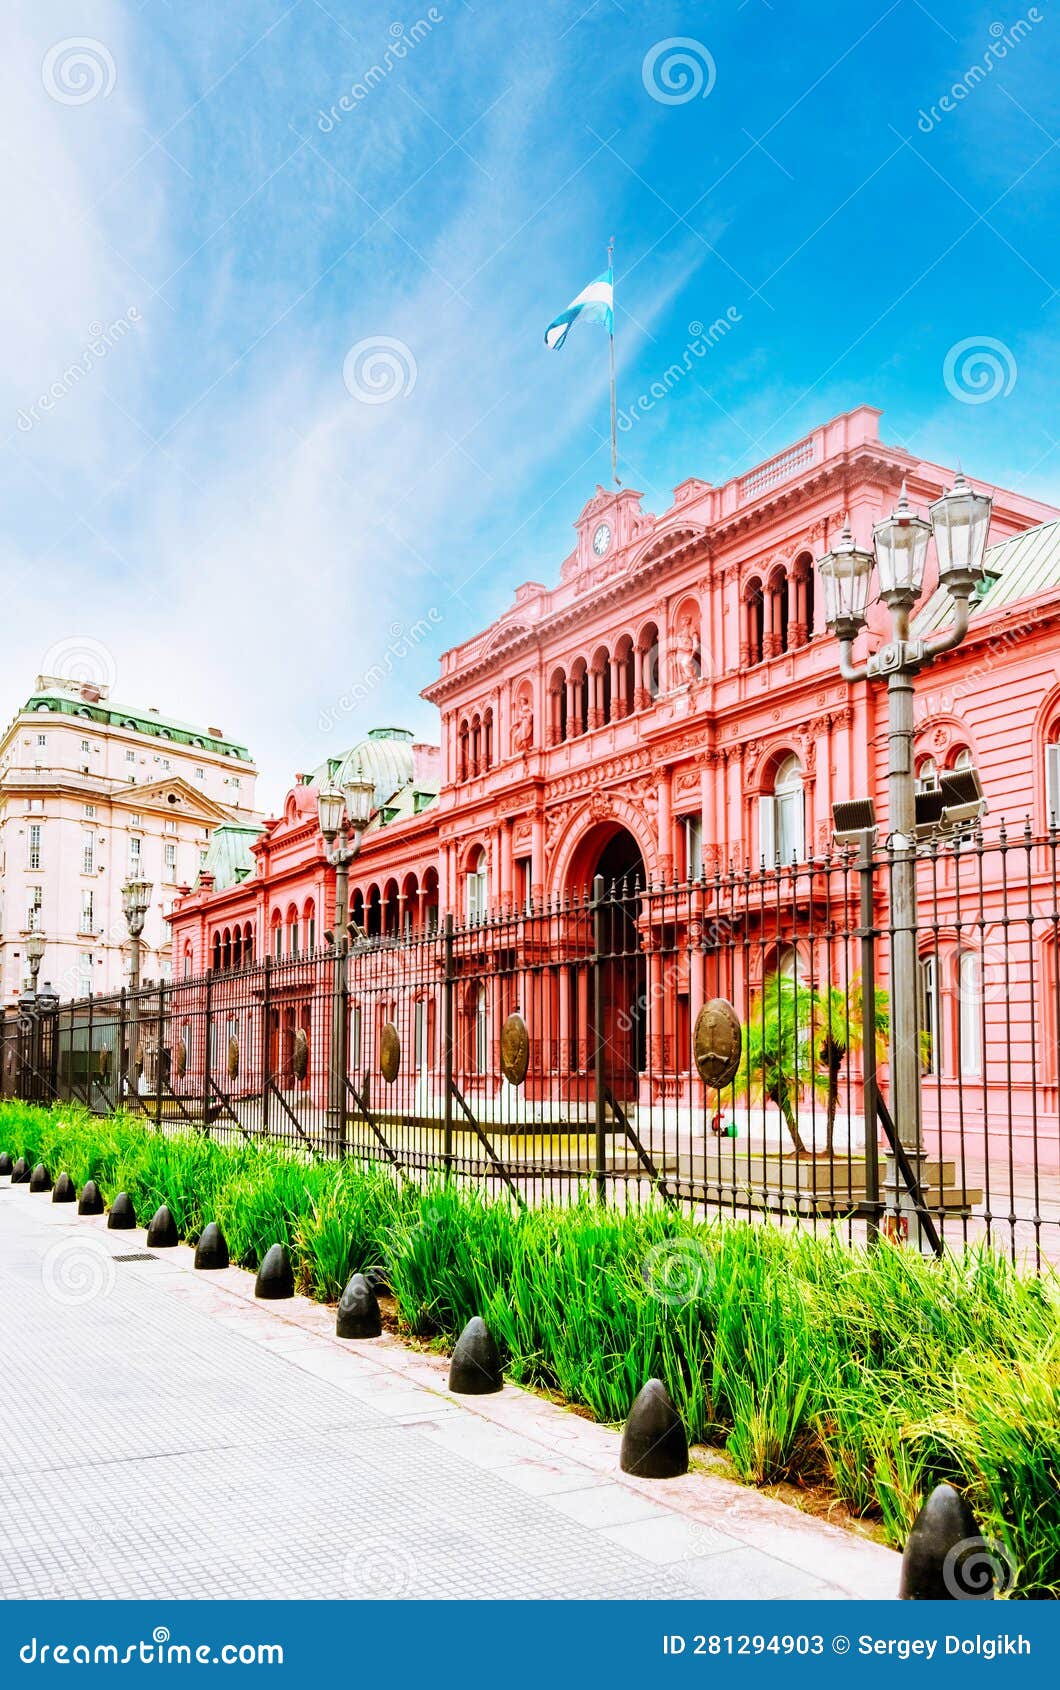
[0,675,258,1002]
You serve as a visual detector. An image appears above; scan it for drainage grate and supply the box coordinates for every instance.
[111,1252,158,1263]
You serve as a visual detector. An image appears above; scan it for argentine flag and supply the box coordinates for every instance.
[544,266,614,349]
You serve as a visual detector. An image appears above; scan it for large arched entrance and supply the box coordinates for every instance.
[567,821,647,1101]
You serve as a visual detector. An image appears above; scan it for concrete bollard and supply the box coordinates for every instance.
[78,1179,105,1216]
[900,1483,1000,1600]
[10,1158,30,1184]
[336,1272,382,1339]
[255,1243,295,1299]
[0,1152,13,1177]
[52,1172,76,1204]
[146,1204,179,1248]
[29,1163,52,1193]
[620,1379,689,1479]
[107,1191,137,1230]
[447,1316,503,1394]
[194,1223,230,1270]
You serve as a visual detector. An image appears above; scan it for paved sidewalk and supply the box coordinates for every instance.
[0,1181,899,1601]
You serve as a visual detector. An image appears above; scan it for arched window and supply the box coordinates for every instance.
[382,879,400,937]
[366,884,382,937]
[470,713,482,777]
[467,848,489,922]
[589,646,610,729]
[636,622,660,706]
[222,927,232,971]
[569,658,589,737]
[183,942,193,981]
[457,719,469,782]
[232,927,242,969]
[916,755,939,792]
[212,931,222,972]
[1045,718,1060,826]
[951,747,973,772]
[792,552,815,646]
[766,567,789,657]
[302,901,315,953]
[482,708,494,771]
[401,874,419,935]
[422,866,440,933]
[286,905,299,957]
[243,922,254,965]
[760,754,805,863]
[548,667,567,745]
[271,912,283,960]
[744,579,764,666]
[350,888,366,935]
[613,635,636,719]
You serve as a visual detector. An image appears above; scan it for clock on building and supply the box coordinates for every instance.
[592,522,612,557]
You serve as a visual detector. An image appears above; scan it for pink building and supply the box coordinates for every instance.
[165,406,1060,1196]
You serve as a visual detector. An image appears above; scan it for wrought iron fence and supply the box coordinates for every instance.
[4,824,1060,1270]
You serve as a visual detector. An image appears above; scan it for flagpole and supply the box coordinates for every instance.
[608,235,620,486]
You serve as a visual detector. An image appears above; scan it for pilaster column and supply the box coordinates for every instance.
[658,768,674,882]
[531,811,545,904]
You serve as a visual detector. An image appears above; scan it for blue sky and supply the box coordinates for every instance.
[3,0,1059,806]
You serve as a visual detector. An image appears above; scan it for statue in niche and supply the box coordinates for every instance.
[672,611,701,687]
[511,696,534,753]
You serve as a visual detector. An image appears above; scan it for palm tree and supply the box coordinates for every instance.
[735,974,820,1156]
[810,979,890,1154]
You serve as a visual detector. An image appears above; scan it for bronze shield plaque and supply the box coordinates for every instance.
[693,998,742,1090]
[175,1038,187,1079]
[500,1012,530,1086]
[293,1028,309,1081]
[380,1021,400,1084]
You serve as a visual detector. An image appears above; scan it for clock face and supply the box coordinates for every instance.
[592,522,611,557]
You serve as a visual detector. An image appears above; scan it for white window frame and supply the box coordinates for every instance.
[466,850,489,922]
[1046,743,1060,827]
[82,831,94,875]
[760,756,805,863]
[919,954,941,1075]
[684,813,703,880]
[27,824,41,870]
[474,983,488,1073]
[80,889,94,933]
[958,951,982,1076]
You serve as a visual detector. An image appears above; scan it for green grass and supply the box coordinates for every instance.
[3,1100,1059,1596]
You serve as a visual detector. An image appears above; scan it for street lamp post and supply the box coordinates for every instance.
[818,475,993,1248]
[20,932,46,1101]
[317,766,375,1149]
[24,931,45,998]
[121,876,153,1096]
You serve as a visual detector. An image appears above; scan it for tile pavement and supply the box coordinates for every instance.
[0,1180,900,1601]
